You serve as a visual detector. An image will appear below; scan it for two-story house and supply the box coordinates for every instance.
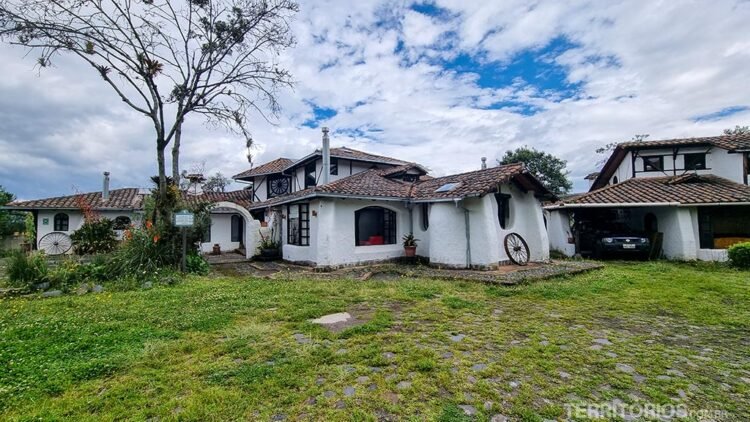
[231,128,554,269]
[546,134,750,261]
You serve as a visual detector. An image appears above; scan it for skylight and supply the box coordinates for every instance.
[435,182,460,193]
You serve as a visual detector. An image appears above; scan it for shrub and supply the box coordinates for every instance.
[109,221,174,278]
[47,256,112,290]
[186,253,210,275]
[7,251,48,289]
[727,242,750,269]
[70,218,118,255]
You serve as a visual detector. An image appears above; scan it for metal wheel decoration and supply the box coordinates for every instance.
[38,232,72,255]
[268,176,290,197]
[504,232,530,266]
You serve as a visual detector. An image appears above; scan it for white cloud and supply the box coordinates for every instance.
[1,0,750,197]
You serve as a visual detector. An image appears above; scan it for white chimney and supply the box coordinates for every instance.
[102,171,110,201]
[321,127,331,185]
[481,157,487,170]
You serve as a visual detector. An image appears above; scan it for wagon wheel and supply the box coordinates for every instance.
[38,232,72,255]
[504,232,530,266]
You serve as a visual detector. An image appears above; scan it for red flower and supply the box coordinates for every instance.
[153,235,160,243]
[145,220,153,230]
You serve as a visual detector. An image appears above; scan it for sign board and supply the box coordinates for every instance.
[174,210,195,227]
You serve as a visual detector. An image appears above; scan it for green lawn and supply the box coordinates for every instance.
[1,262,749,420]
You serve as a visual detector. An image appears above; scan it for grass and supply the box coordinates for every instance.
[0,261,749,420]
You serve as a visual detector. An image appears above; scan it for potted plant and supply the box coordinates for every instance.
[258,228,280,259]
[402,233,419,257]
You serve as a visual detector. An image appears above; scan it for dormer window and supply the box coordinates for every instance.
[684,153,706,170]
[643,156,663,172]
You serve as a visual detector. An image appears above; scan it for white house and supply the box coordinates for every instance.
[546,134,750,261]
[5,128,554,269]
[235,129,553,269]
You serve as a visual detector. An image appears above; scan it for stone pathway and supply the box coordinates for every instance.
[212,258,603,286]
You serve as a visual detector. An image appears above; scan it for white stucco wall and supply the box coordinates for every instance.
[36,209,140,251]
[199,213,241,254]
[710,148,745,184]
[651,207,697,260]
[546,209,576,257]
[607,147,745,186]
[429,186,549,268]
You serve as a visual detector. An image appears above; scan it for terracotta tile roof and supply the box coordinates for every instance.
[377,163,429,177]
[282,146,412,173]
[233,158,295,179]
[184,190,253,209]
[558,174,750,206]
[5,188,145,210]
[617,133,750,151]
[412,163,531,200]
[329,147,411,165]
[5,188,255,212]
[249,162,551,209]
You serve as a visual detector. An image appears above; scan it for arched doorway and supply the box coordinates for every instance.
[211,201,260,259]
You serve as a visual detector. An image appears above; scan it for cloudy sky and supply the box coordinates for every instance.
[2,0,750,200]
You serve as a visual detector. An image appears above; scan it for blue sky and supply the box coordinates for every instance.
[1,0,750,199]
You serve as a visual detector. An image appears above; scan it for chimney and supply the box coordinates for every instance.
[481,157,487,170]
[102,171,110,201]
[321,127,331,185]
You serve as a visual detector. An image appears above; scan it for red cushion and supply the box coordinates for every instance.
[369,236,384,245]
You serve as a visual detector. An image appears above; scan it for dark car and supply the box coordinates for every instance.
[594,234,650,258]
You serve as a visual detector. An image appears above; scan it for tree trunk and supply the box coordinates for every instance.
[172,121,182,182]
[156,142,168,224]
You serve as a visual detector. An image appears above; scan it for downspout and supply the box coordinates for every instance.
[405,202,414,234]
[454,199,471,268]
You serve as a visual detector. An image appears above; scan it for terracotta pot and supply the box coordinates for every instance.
[404,245,417,257]
[212,244,221,255]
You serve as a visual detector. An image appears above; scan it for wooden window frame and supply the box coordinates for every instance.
[355,206,397,246]
[286,203,310,246]
[684,153,707,171]
[304,161,317,188]
[53,213,69,231]
[642,156,664,172]
[330,157,338,176]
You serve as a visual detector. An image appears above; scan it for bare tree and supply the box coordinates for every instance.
[202,172,231,192]
[0,0,297,222]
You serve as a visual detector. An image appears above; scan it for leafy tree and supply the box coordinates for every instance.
[0,185,25,237]
[202,172,232,193]
[499,147,572,195]
[724,125,750,135]
[0,0,297,223]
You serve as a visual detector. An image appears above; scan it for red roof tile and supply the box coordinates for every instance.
[557,174,750,206]
[233,158,295,179]
[249,163,551,210]
[6,188,145,210]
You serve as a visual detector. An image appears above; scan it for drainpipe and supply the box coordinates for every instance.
[405,202,414,234]
[454,199,471,268]
[321,127,331,185]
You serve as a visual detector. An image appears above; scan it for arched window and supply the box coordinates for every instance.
[613,176,619,184]
[54,213,69,231]
[494,194,511,229]
[420,203,429,231]
[113,216,131,230]
[355,206,396,246]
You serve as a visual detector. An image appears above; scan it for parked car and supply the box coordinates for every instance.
[594,233,650,258]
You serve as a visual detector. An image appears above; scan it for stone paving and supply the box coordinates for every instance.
[211,258,603,286]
